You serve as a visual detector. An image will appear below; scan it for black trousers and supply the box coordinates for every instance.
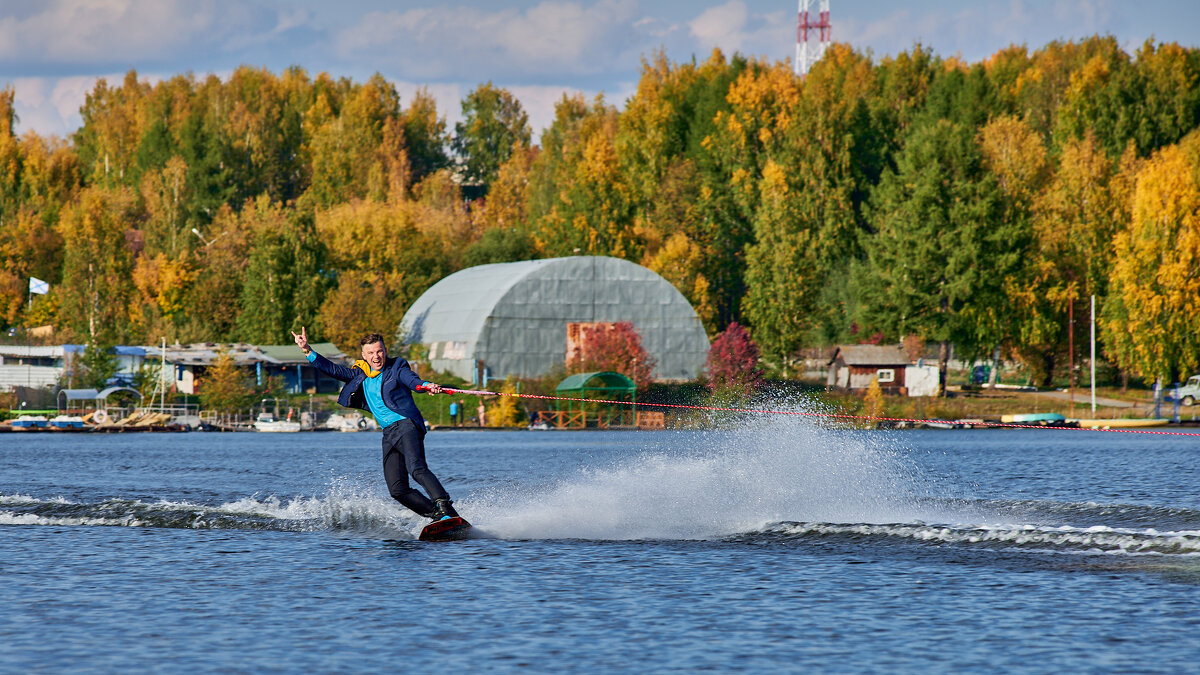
[382,418,449,516]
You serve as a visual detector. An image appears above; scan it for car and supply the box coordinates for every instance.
[1174,375,1200,406]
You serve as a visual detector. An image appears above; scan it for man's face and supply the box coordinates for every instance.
[361,340,387,371]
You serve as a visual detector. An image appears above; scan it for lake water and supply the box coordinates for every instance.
[3,411,1199,673]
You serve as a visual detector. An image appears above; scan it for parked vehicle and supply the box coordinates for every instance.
[1175,375,1200,406]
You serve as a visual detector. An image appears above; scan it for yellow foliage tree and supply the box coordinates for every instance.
[315,199,450,352]
[199,351,254,415]
[863,376,884,425]
[1105,131,1200,381]
[487,378,525,428]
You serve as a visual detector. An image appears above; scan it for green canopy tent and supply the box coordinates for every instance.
[554,371,637,428]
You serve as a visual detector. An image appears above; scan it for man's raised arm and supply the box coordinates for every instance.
[292,326,356,381]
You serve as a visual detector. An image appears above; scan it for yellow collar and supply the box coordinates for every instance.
[354,360,381,378]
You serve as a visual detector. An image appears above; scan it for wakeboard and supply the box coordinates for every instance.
[419,516,472,541]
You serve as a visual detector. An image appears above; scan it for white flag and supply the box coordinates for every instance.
[29,277,49,295]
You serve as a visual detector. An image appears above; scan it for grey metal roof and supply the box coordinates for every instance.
[556,371,637,393]
[401,256,710,381]
[96,386,143,400]
[0,345,65,358]
[260,343,345,364]
[831,344,910,366]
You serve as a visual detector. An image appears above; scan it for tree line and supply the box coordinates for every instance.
[2,36,1199,388]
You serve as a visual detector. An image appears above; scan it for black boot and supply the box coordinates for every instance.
[432,498,459,520]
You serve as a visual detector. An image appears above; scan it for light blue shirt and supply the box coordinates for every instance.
[360,373,405,428]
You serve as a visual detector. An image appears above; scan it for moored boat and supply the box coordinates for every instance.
[1000,412,1066,424]
[1072,418,1171,429]
[49,415,85,429]
[12,415,48,428]
[253,411,301,432]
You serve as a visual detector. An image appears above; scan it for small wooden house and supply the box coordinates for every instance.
[827,345,910,394]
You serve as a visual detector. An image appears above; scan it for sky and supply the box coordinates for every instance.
[2,0,1198,141]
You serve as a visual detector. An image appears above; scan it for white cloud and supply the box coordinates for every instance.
[0,1,223,65]
[689,1,749,52]
[685,1,791,62]
[835,0,1124,64]
[9,75,109,138]
[9,71,174,138]
[0,0,311,72]
[334,0,641,79]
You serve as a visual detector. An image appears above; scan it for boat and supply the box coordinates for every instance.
[1073,418,1171,429]
[253,411,301,432]
[324,412,377,432]
[12,415,48,428]
[252,398,302,432]
[1000,413,1066,424]
[48,415,85,429]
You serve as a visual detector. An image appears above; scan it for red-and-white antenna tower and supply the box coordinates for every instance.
[795,0,831,76]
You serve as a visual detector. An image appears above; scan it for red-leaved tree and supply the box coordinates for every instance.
[706,322,762,394]
[566,321,657,389]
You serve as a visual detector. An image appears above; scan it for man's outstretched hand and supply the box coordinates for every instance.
[291,326,310,354]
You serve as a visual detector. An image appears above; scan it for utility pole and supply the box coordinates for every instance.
[1090,294,1096,414]
[1068,294,1074,416]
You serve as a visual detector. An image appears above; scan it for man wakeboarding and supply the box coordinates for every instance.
[292,327,461,523]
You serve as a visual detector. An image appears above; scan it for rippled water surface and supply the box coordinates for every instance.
[3,417,1199,672]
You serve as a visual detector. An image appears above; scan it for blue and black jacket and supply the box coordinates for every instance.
[307,350,428,430]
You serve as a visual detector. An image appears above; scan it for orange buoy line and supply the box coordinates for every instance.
[419,387,1200,437]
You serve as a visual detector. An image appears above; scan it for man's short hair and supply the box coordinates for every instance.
[359,333,385,348]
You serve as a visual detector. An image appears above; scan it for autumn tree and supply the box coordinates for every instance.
[72,70,150,188]
[0,114,75,327]
[1056,39,1200,158]
[857,85,1018,392]
[566,322,657,389]
[1104,131,1200,383]
[55,187,142,343]
[705,322,762,394]
[452,83,530,191]
[315,199,450,352]
[403,87,451,185]
[473,140,533,227]
[462,141,538,266]
[305,74,405,207]
[1010,130,1122,385]
[744,45,885,350]
[615,51,747,333]
[199,351,254,415]
[700,57,798,328]
[236,199,330,344]
[975,115,1053,383]
[532,98,637,258]
[639,161,715,330]
[742,161,822,367]
[487,378,526,428]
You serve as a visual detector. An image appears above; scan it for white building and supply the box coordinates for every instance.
[401,256,711,383]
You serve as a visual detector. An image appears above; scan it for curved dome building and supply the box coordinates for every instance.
[400,256,709,382]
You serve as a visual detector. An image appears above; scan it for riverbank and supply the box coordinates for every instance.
[823,385,1199,424]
